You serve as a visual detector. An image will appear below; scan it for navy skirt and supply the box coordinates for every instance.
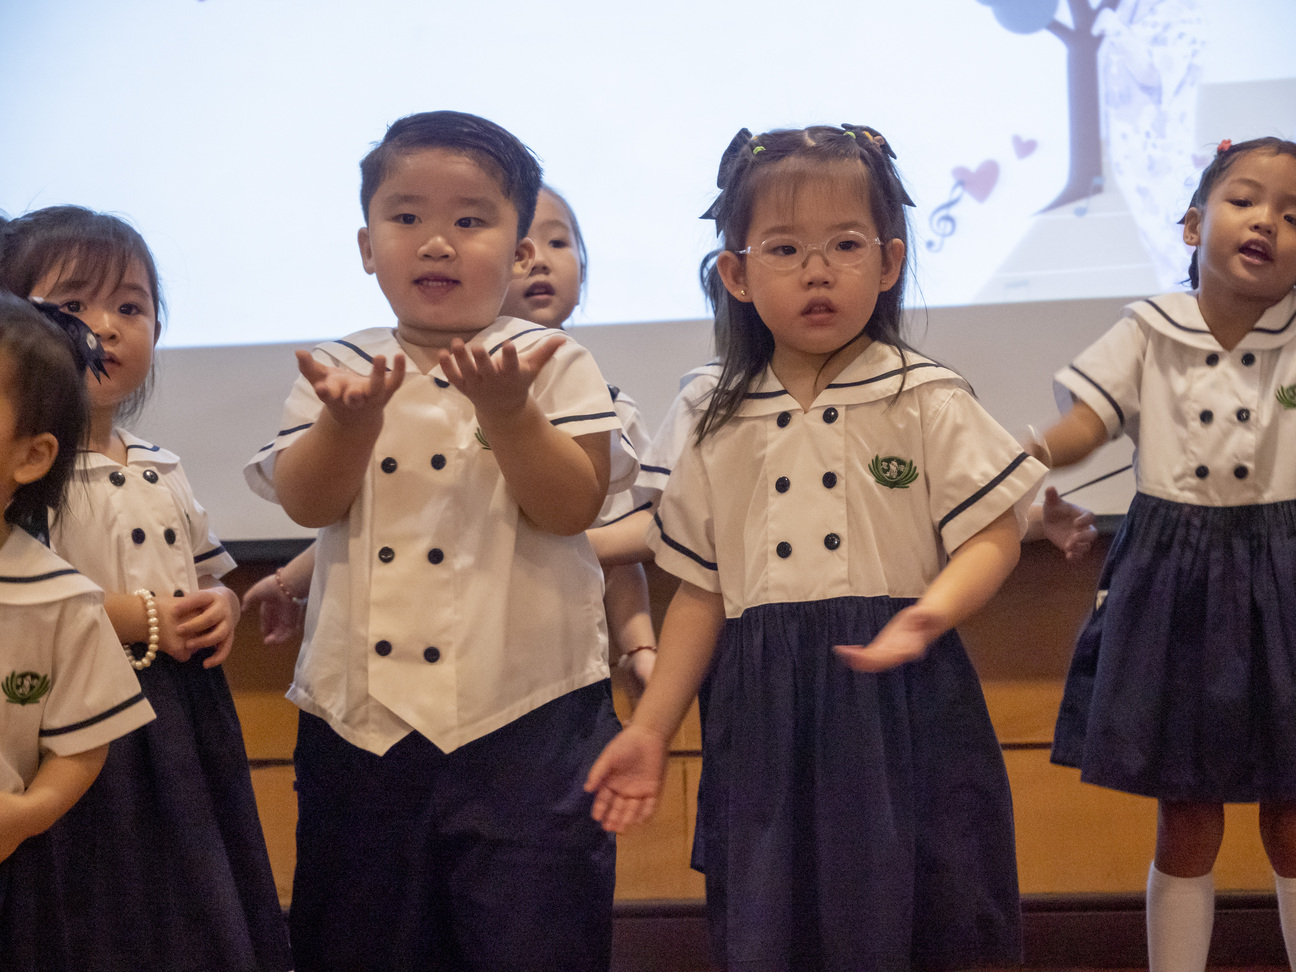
[696,596,1021,972]
[1052,493,1296,802]
[7,655,291,971]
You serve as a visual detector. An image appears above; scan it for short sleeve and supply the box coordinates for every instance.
[172,463,236,579]
[596,390,656,527]
[1052,314,1147,439]
[244,365,327,504]
[641,367,719,497]
[646,438,720,593]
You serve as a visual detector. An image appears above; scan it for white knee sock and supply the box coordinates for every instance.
[1147,863,1214,972]
[1274,872,1296,970]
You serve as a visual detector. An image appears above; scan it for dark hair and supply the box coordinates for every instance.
[0,291,90,534]
[696,125,915,440]
[359,111,542,237]
[0,206,163,424]
[536,184,588,302]
[1182,136,1296,288]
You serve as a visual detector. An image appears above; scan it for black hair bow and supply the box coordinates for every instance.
[30,301,108,381]
[700,127,755,222]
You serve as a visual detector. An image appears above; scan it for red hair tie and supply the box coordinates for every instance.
[1216,139,1232,155]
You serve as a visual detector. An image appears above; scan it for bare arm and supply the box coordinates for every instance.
[441,337,609,535]
[836,508,1022,671]
[587,509,655,566]
[0,746,108,862]
[273,352,407,528]
[1025,400,1109,469]
[603,562,656,684]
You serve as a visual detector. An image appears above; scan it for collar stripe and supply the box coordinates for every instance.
[0,568,80,584]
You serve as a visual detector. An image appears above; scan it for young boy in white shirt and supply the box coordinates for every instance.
[247,111,633,971]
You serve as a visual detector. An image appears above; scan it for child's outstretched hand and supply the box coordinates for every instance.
[584,724,669,833]
[438,335,565,419]
[1040,486,1098,561]
[296,350,406,426]
[242,574,305,646]
[835,604,946,672]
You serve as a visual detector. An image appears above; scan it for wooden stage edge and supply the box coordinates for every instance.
[609,893,1288,972]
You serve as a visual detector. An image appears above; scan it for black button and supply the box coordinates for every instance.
[1235,465,1249,479]
[142,469,159,484]
[109,471,126,487]
[431,454,447,470]
[1237,408,1251,422]
[1206,353,1220,366]
[163,528,176,545]
[131,528,146,544]
[822,407,839,424]
[775,477,790,493]
[374,640,392,657]
[381,457,397,473]
[776,411,792,428]
[776,541,792,559]
[1242,352,1256,366]
[423,647,441,664]
[1200,410,1213,424]
[1195,465,1209,478]
[378,546,395,563]
[822,472,837,489]
[174,589,184,597]
[427,548,444,564]
[824,533,841,550]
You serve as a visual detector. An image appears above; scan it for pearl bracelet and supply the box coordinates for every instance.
[124,588,159,670]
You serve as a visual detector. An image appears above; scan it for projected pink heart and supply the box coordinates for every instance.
[1012,135,1037,158]
[952,161,999,203]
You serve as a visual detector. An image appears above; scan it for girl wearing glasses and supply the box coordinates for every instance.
[585,124,1047,970]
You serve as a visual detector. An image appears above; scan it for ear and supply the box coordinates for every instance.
[1182,208,1202,247]
[716,250,752,302]
[11,433,57,487]
[877,238,906,293]
[512,236,536,279]
[358,227,376,275]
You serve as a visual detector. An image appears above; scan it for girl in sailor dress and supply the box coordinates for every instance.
[0,292,156,966]
[0,207,291,971]
[1031,137,1296,972]
[586,125,1046,971]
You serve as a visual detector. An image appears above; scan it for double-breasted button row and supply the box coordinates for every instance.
[110,469,161,487]
[376,545,446,564]
[373,639,441,663]
[1205,351,1256,367]
[1194,464,1251,479]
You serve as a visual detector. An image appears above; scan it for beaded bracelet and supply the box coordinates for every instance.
[275,568,308,607]
[618,645,657,667]
[124,588,159,670]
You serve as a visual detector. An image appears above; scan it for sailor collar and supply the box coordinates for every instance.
[80,430,179,472]
[735,342,968,418]
[1129,290,1296,352]
[316,317,569,390]
[0,528,98,606]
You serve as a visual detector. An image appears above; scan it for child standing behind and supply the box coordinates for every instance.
[245,111,633,971]
[0,207,291,971]
[1035,136,1296,972]
[0,292,156,964]
[587,124,1046,969]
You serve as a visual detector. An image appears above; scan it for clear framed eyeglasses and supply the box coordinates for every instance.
[737,231,883,271]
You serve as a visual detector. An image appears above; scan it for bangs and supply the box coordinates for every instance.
[743,158,874,239]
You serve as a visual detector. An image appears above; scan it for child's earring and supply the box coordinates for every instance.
[740,289,747,297]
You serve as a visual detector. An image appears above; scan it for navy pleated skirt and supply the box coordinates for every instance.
[1052,492,1296,802]
[695,595,1021,972]
[4,655,291,971]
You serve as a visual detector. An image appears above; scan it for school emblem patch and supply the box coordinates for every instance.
[869,455,919,489]
[475,427,492,450]
[1276,383,1296,410]
[3,671,50,706]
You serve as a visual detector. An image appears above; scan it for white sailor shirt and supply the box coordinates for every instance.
[595,385,656,528]
[1054,290,1296,506]
[639,363,722,499]
[0,528,155,796]
[649,342,1046,618]
[49,430,237,596]
[245,317,636,755]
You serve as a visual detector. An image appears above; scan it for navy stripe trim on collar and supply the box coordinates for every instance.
[40,692,148,737]
[654,513,718,571]
[746,388,790,400]
[602,501,654,526]
[640,463,671,476]
[552,410,616,427]
[0,568,80,584]
[1143,298,1209,334]
[333,340,374,362]
[489,326,549,356]
[125,443,161,453]
[827,361,942,390]
[194,545,228,564]
[938,453,1030,533]
[1068,365,1125,429]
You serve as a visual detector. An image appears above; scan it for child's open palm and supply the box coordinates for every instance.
[295,350,406,427]
[438,335,565,419]
[584,724,668,833]
[835,603,945,672]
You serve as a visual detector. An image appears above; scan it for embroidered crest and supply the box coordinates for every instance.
[3,671,50,706]
[475,428,492,450]
[869,455,919,489]
[1276,383,1296,410]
